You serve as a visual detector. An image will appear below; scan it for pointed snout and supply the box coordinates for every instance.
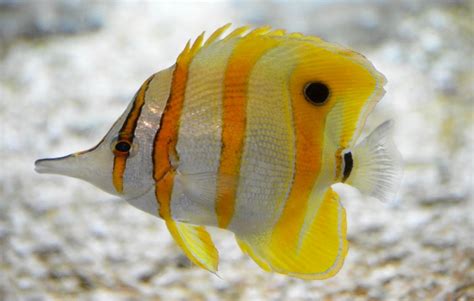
[35,144,118,196]
[35,153,83,177]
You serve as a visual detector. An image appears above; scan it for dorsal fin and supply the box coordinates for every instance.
[267,29,287,37]
[175,24,384,95]
[174,24,312,65]
[224,26,250,40]
[203,23,232,46]
[246,25,272,37]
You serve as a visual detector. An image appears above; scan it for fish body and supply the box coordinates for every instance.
[35,25,402,279]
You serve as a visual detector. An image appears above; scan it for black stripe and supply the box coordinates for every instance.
[119,74,156,142]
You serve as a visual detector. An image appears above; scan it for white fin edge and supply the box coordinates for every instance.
[345,120,403,203]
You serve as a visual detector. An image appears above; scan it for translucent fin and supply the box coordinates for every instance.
[235,188,348,280]
[345,120,403,203]
[165,220,219,273]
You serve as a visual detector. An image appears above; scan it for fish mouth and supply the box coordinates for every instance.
[34,140,102,176]
[35,154,76,175]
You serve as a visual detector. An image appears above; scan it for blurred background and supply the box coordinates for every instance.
[0,0,472,300]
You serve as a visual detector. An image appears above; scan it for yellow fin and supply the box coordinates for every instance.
[204,23,232,46]
[267,29,286,37]
[165,219,219,273]
[224,26,250,40]
[176,24,378,77]
[236,238,271,272]
[246,25,272,37]
[235,188,347,279]
[287,32,304,39]
[190,32,205,54]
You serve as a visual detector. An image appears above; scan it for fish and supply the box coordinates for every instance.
[35,24,402,279]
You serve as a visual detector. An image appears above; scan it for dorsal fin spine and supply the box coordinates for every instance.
[175,24,349,67]
[224,26,250,40]
[246,26,272,37]
[204,23,232,46]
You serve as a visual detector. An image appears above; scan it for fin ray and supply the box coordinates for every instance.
[235,188,347,279]
[165,220,219,273]
[204,23,232,46]
[345,120,403,203]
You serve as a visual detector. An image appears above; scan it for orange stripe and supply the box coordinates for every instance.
[112,75,154,193]
[156,171,175,219]
[153,36,204,219]
[153,63,187,218]
[215,36,282,228]
[269,71,332,253]
[269,100,326,250]
[269,43,379,254]
[269,47,341,252]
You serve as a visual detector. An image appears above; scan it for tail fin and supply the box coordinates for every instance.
[235,188,348,280]
[345,120,403,202]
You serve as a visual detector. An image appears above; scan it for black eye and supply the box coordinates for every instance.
[114,141,131,153]
[304,82,330,105]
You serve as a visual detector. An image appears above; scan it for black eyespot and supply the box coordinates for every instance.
[342,151,353,182]
[304,82,330,105]
[115,141,131,153]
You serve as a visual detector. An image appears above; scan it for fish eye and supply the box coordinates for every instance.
[111,138,139,157]
[115,141,131,153]
[112,138,131,154]
[304,82,330,105]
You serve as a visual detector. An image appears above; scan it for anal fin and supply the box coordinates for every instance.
[235,188,348,279]
[165,220,219,273]
[236,238,271,272]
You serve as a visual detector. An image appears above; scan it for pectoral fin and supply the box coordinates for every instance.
[345,120,403,203]
[235,188,347,279]
[165,219,219,273]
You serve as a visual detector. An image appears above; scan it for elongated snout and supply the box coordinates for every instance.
[35,145,118,196]
[35,154,79,176]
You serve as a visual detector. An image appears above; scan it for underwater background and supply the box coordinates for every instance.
[1,0,472,300]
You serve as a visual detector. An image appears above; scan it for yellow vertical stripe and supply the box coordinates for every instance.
[215,35,282,228]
